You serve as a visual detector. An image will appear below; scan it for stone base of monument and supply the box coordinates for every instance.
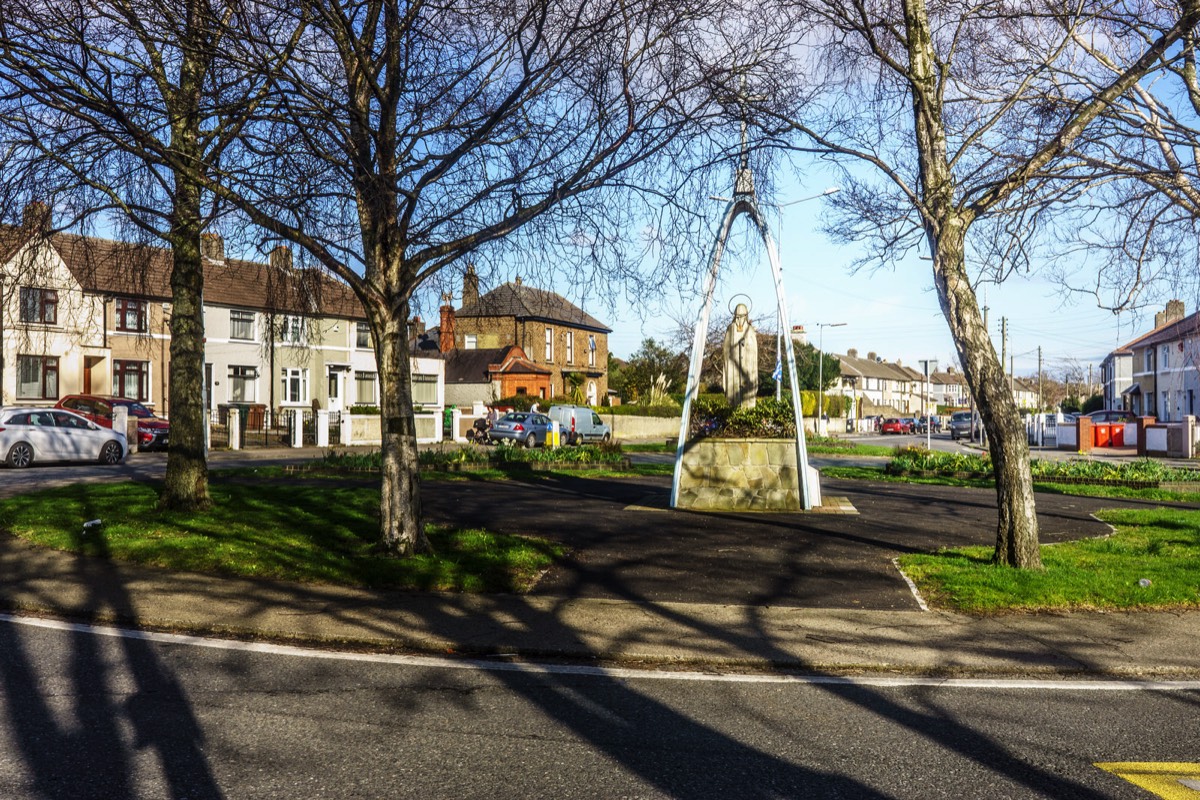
[675,438,823,511]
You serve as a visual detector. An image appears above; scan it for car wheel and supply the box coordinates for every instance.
[602,432,611,443]
[7,442,33,468]
[99,440,124,465]
[525,433,537,449]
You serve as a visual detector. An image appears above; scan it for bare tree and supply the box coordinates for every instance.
[752,0,1200,568]
[180,0,732,555]
[1049,25,1200,312]
[0,0,298,509]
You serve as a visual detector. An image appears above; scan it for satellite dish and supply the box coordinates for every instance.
[875,356,883,363]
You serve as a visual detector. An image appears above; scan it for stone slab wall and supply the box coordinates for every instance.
[604,414,682,441]
[676,438,802,511]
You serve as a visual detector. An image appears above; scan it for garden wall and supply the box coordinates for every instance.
[603,414,682,441]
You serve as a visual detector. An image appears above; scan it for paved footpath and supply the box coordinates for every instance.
[1,448,1198,677]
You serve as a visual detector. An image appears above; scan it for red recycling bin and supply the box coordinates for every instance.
[1111,423,1125,447]
[1093,423,1111,447]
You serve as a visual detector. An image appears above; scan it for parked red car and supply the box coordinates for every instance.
[56,395,170,450]
[880,417,910,435]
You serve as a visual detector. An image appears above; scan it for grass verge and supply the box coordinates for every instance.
[0,480,564,593]
[819,465,1200,503]
[898,507,1200,612]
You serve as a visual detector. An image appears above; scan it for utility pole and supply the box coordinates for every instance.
[1037,346,1043,411]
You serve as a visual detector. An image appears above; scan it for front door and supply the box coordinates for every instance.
[327,367,344,414]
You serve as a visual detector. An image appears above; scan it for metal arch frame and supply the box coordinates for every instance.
[669,195,816,510]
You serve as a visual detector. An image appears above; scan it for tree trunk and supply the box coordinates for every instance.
[374,305,431,556]
[158,178,211,511]
[931,226,1042,569]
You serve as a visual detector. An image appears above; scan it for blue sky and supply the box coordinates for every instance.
[601,178,1171,382]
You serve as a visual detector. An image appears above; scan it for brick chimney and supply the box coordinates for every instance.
[790,325,807,346]
[1154,299,1185,328]
[867,351,877,361]
[438,293,455,352]
[21,201,50,232]
[200,233,225,262]
[847,348,858,358]
[463,264,479,307]
[269,244,292,271]
[514,275,522,287]
[409,315,425,337]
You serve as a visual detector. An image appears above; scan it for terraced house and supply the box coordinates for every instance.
[0,204,443,424]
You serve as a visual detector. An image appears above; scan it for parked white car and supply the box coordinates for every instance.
[0,407,127,468]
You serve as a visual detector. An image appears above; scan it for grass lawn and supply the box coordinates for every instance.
[0,480,565,593]
[819,464,1200,503]
[898,507,1200,612]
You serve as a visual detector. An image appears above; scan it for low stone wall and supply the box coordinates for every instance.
[603,414,682,441]
[676,438,804,511]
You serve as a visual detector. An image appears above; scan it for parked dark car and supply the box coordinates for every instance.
[949,411,976,441]
[487,412,553,448]
[1086,409,1136,424]
[56,394,170,450]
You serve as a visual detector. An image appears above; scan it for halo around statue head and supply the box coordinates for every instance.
[727,293,752,316]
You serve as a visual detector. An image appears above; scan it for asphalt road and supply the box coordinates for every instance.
[1,616,1196,799]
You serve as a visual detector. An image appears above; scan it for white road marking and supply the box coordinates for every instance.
[892,557,930,611]
[5,612,1199,690]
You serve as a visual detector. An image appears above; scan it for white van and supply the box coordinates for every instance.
[548,405,612,445]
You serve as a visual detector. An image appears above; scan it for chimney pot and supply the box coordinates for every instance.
[200,233,225,262]
[21,201,50,232]
[439,295,455,353]
[269,245,292,271]
[847,348,858,358]
[463,264,480,308]
[867,351,877,361]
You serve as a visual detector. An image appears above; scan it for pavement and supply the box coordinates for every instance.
[1,445,1198,679]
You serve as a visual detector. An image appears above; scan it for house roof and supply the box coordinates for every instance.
[836,352,918,383]
[1106,311,1197,358]
[1,224,366,320]
[442,345,549,384]
[1135,310,1200,349]
[457,281,610,333]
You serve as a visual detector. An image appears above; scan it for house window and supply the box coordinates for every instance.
[281,368,309,404]
[16,355,58,399]
[544,327,553,361]
[230,310,255,341]
[230,366,258,402]
[113,359,149,401]
[116,298,148,332]
[355,371,377,404]
[1145,350,1153,371]
[19,287,57,325]
[280,315,305,344]
[588,335,596,367]
[412,373,438,405]
[464,334,477,350]
[1161,345,1170,369]
[566,334,574,364]
[356,322,371,349]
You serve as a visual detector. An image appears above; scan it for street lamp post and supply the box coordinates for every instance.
[918,359,937,450]
[816,322,846,436]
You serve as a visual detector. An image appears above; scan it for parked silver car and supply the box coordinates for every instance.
[1,407,127,467]
[487,412,553,448]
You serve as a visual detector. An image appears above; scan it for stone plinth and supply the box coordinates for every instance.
[676,438,819,511]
